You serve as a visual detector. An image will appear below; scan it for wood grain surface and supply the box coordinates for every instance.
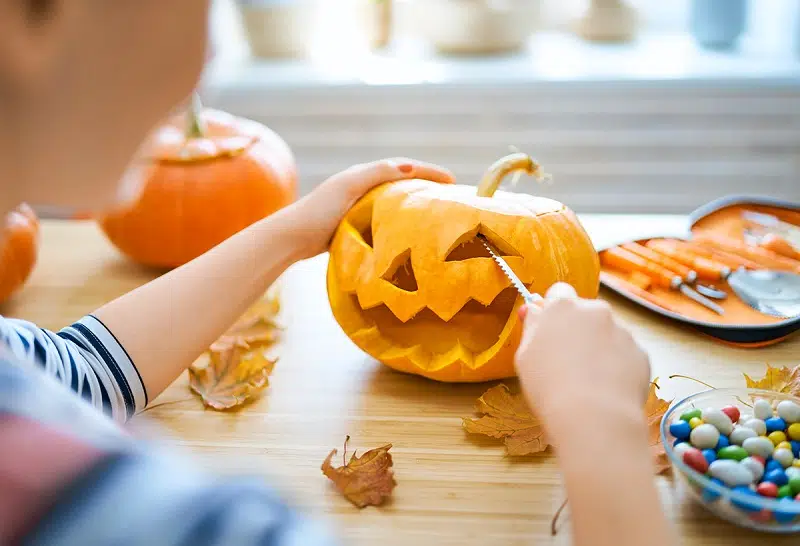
[4,218,800,545]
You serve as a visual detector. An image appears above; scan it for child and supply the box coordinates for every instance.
[0,1,674,545]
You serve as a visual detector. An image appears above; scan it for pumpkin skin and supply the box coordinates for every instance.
[327,155,599,382]
[0,204,39,304]
[99,105,297,268]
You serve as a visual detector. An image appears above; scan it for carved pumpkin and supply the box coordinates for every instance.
[0,204,39,304]
[99,97,297,268]
[327,153,600,382]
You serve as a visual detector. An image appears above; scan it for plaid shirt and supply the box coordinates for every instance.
[0,316,337,546]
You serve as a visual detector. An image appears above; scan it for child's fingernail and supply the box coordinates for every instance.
[397,163,414,173]
[518,305,528,320]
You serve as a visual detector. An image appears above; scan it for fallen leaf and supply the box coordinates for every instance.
[321,436,396,508]
[744,364,800,397]
[189,338,276,410]
[462,384,548,456]
[645,379,673,475]
[227,294,281,341]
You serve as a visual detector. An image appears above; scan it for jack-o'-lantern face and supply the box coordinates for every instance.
[327,154,600,382]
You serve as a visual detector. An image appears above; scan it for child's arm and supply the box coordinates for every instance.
[515,283,675,546]
[92,158,454,406]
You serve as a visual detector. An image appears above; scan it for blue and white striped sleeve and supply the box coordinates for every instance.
[0,314,147,422]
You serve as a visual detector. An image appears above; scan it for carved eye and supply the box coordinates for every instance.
[349,208,374,248]
[445,229,520,262]
[382,250,418,292]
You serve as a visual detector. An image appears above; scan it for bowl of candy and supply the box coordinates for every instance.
[662,388,800,532]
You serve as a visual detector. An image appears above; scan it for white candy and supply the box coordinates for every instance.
[710,460,756,487]
[777,400,800,424]
[786,467,800,481]
[742,418,767,436]
[690,423,720,450]
[754,399,773,420]
[773,448,795,468]
[740,457,765,481]
[673,442,693,460]
[729,425,757,446]
[702,408,734,436]
[743,436,775,458]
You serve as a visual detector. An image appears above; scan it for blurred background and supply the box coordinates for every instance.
[200,0,800,213]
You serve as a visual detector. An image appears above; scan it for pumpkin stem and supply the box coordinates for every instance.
[476,152,549,198]
[186,92,206,139]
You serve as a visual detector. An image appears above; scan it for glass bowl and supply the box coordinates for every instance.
[661,388,800,533]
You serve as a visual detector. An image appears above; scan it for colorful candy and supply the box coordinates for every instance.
[777,401,800,424]
[765,468,789,487]
[743,436,775,459]
[669,420,691,441]
[717,446,748,462]
[754,399,773,420]
[742,418,767,437]
[729,426,757,446]
[683,447,710,473]
[690,424,720,450]
[756,481,778,497]
[680,408,702,422]
[774,448,795,469]
[766,417,788,434]
[740,457,765,481]
[702,408,734,436]
[769,431,788,446]
[669,398,800,523]
[721,405,741,424]
[709,460,757,487]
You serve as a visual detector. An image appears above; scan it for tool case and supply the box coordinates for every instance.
[596,196,800,348]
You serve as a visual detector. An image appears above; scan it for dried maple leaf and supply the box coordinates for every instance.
[226,294,281,342]
[321,436,396,508]
[645,379,672,475]
[189,338,276,410]
[462,384,548,456]
[744,364,800,397]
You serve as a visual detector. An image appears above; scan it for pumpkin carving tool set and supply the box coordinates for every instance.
[596,197,800,346]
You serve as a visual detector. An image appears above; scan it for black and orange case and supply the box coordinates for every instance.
[597,196,800,348]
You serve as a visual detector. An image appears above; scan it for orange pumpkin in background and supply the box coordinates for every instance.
[327,153,600,383]
[100,97,297,268]
[0,204,39,304]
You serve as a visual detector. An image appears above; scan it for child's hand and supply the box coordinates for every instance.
[514,282,651,432]
[288,158,454,259]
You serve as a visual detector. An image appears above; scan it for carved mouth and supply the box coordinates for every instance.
[352,286,518,357]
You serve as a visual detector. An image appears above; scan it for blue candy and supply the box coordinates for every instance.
[702,449,717,465]
[791,440,800,458]
[674,438,686,447]
[715,435,730,450]
[669,420,691,441]
[730,485,761,513]
[774,497,800,525]
[766,417,787,434]
[766,459,784,474]
[702,477,725,503]
[765,468,789,487]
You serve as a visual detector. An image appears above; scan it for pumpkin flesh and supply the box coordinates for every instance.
[327,180,599,382]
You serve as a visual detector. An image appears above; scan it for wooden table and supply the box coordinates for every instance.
[5,218,800,546]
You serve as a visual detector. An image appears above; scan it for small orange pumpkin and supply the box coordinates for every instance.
[327,153,600,382]
[0,204,39,304]
[100,97,297,268]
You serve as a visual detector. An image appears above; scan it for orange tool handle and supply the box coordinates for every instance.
[644,239,728,281]
[621,242,695,281]
[676,240,762,270]
[600,247,675,289]
[694,232,800,272]
[759,233,800,260]
[628,271,653,291]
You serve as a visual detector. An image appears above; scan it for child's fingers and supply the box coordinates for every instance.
[336,158,454,197]
[386,158,456,185]
[545,282,578,300]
